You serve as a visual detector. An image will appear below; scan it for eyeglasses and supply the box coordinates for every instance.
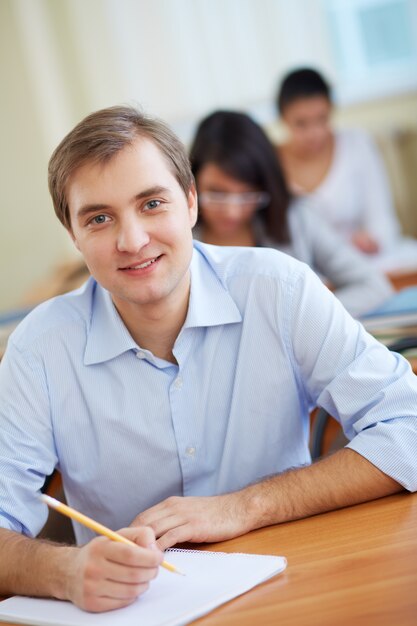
[198,191,271,210]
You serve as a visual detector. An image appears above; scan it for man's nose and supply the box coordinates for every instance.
[116,218,150,253]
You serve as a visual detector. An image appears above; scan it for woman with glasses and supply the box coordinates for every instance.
[189,110,393,318]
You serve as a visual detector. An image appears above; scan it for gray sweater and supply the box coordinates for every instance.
[193,199,393,318]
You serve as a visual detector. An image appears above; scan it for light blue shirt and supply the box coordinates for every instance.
[0,242,416,544]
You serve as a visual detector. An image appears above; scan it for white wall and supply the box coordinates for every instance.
[1,0,416,311]
[0,0,75,312]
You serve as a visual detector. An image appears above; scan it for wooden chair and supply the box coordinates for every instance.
[38,471,75,544]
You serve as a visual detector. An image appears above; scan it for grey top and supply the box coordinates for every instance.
[193,199,393,318]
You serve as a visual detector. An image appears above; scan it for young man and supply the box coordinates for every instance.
[0,106,416,613]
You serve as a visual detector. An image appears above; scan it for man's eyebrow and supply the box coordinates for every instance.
[76,204,110,220]
[76,186,172,220]
[134,185,172,201]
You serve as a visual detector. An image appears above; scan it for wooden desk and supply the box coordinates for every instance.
[1,493,416,625]
[193,493,417,626]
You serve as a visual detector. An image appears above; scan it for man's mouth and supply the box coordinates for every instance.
[120,255,161,270]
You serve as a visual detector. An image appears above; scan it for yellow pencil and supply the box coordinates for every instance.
[40,493,184,575]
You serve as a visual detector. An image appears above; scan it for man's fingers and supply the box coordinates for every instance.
[156,524,192,551]
[94,579,150,601]
[117,525,157,547]
[104,541,163,568]
[82,584,149,612]
[133,507,163,527]
[103,560,159,584]
[83,595,138,614]
[100,527,163,568]
[133,497,185,527]
[142,514,187,539]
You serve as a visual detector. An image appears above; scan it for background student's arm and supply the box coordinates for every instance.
[290,203,393,317]
[355,130,401,251]
[0,526,162,611]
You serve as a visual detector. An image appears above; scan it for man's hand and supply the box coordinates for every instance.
[65,526,163,612]
[131,494,254,551]
[0,453,400,607]
[131,451,402,552]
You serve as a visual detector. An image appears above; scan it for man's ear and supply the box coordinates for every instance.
[188,184,198,228]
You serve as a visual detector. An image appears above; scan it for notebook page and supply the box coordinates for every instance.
[0,549,287,626]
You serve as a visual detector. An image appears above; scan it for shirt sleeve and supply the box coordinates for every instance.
[355,131,401,250]
[289,202,394,317]
[287,265,417,491]
[0,340,58,536]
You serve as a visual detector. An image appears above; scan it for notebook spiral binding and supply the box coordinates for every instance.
[166,548,282,559]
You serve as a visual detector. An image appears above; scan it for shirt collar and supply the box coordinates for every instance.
[84,244,242,365]
[184,244,242,329]
[84,283,138,365]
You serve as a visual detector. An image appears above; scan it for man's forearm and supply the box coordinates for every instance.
[0,528,74,599]
[134,448,405,551]
[242,448,403,530]
[0,525,163,612]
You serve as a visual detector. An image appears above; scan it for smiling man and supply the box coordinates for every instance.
[0,106,416,613]
[67,136,197,362]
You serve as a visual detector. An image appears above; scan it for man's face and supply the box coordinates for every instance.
[67,138,197,317]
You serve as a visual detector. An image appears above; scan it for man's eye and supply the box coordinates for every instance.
[91,215,108,224]
[144,199,161,211]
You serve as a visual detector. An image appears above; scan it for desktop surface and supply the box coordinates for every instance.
[195,492,417,626]
[1,492,415,626]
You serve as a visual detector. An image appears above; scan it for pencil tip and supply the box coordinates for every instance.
[175,568,186,576]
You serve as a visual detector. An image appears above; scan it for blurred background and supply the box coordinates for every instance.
[1,0,417,312]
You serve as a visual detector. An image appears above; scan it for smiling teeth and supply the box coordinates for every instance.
[130,258,157,270]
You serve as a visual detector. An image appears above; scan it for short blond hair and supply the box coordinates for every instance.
[48,105,194,229]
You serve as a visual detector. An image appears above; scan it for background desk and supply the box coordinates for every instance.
[0,493,416,626]
[388,268,417,291]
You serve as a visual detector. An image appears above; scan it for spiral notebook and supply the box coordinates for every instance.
[0,548,287,626]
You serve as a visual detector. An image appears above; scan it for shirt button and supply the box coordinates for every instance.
[174,376,183,389]
[136,350,146,359]
[186,446,196,457]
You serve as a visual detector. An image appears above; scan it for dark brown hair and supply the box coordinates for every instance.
[48,105,194,229]
[276,68,331,115]
[189,110,291,243]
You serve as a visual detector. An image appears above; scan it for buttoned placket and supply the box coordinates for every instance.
[168,328,201,494]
